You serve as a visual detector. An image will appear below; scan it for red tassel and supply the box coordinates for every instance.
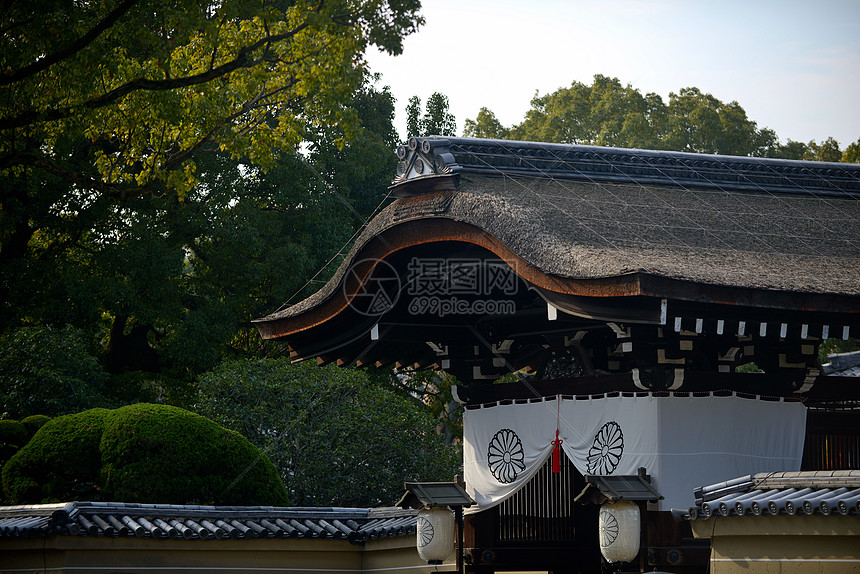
[551,429,563,473]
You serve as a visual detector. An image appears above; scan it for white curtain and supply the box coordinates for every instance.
[463,398,556,511]
[463,394,806,513]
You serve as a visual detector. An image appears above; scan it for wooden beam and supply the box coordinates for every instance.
[457,373,860,405]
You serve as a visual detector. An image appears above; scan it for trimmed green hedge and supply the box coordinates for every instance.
[0,419,27,448]
[2,404,288,506]
[0,419,29,481]
[21,415,51,438]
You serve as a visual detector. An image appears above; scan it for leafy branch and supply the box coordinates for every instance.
[0,0,140,87]
[0,22,313,131]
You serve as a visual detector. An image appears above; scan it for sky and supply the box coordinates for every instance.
[364,0,860,148]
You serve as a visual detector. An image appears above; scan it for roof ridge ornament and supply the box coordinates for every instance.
[392,136,860,198]
[391,136,461,196]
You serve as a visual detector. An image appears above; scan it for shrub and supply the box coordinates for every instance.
[2,409,110,502]
[0,420,27,448]
[99,404,288,505]
[21,415,52,438]
[2,404,287,506]
[0,419,29,481]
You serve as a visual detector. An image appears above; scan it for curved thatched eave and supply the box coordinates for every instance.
[255,141,860,340]
[253,212,859,342]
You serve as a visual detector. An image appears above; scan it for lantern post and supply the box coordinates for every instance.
[574,468,663,571]
[397,482,475,573]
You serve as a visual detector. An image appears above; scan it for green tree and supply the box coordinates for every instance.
[0,325,111,419]
[404,92,456,137]
[512,82,595,144]
[662,87,724,153]
[423,92,457,136]
[406,95,423,138]
[590,75,666,149]
[391,369,463,444]
[306,79,399,219]
[463,107,510,139]
[762,136,859,163]
[508,75,781,157]
[662,87,775,156]
[106,79,397,381]
[843,139,860,164]
[0,0,423,378]
[510,75,669,149]
[763,138,809,160]
[195,359,462,507]
[804,137,843,162]
[2,403,288,505]
[1,72,400,396]
[1,0,422,199]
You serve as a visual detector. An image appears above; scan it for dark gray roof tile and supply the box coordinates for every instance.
[0,503,417,543]
[687,472,860,520]
[822,351,860,376]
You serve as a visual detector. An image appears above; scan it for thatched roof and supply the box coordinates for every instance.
[252,138,860,391]
[257,137,860,329]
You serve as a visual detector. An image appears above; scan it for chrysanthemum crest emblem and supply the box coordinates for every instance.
[487,428,525,483]
[587,421,624,474]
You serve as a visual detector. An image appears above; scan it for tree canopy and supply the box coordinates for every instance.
[0,1,418,383]
[1,0,421,199]
[195,359,462,507]
[0,325,110,419]
[501,75,776,156]
[467,75,859,161]
[463,107,509,140]
[2,74,400,393]
[405,92,456,137]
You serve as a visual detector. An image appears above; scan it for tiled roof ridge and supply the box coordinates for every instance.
[822,350,860,375]
[393,136,860,198]
[0,501,418,543]
[696,471,860,497]
[686,471,860,521]
[55,501,377,519]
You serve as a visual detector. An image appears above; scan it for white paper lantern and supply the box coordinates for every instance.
[598,500,640,563]
[416,506,454,563]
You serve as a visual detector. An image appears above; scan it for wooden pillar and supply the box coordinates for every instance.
[455,506,464,574]
[463,510,496,574]
[638,500,648,572]
[638,467,649,572]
